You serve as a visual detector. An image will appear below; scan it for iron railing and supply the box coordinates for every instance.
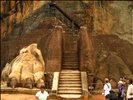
[49,3,80,29]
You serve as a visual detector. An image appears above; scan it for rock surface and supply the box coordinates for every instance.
[1,1,133,90]
[56,1,133,44]
[1,1,133,44]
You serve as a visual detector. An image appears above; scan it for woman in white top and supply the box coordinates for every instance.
[126,79,133,100]
[35,85,49,100]
[102,78,112,100]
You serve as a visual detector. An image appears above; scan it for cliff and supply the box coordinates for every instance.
[1,1,49,40]
[1,1,133,44]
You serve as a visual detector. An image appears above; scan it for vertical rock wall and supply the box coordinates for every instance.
[1,1,133,44]
[56,1,133,44]
[1,1,49,40]
[92,1,133,44]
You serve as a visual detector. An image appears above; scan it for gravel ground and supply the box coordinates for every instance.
[1,94,104,100]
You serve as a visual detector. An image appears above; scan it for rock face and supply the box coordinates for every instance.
[1,1,133,44]
[95,50,133,89]
[92,1,133,44]
[1,1,133,90]
[96,51,133,82]
[92,35,133,74]
[1,1,49,40]
[54,1,133,44]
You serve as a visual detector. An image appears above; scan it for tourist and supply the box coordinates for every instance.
[126,79,133,100]
[122,77,127,100]
[118,81,125,100]
[122,77,127,89]
[102,78,112,100]
[35,85,49,100]
[106,90,118,100]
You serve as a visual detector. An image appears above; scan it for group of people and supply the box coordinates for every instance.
[102,78,133,100]
[34,77,133,100]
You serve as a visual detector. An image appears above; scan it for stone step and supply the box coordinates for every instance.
[62,66,79,68]
[63,53,78,56]
[62,67,79,70]
[62,65,79,67]
[58,87,82,90]
[62,66,79,69]
[60,73,80,75]
[59,81,81,84]
[60,73,80,76]
[63,35,78,39]
[62,67,78,69]
[64,43,78,45]
[63,61,78,65]
[64,36,78,39]
[59,76,81,79]
[59,78,81,81]
[63,51,78,53]
[63,55,78,58]
[63,35,78,38]
[58,84,81,87]
[63,63,78,66]
[63,59,78,63]
[58,90,82,94]
[63,57,78,59]
[60,70,80,73]
[58,94,81,98]
[63,61,78,64]
[63,63,78,65]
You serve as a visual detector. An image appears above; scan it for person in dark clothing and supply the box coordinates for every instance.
[126,79,133,100]
[106,90,118,100]
[118,81,125,100]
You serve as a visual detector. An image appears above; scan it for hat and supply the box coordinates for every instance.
[118,81,123,84]
[105,78,109,81]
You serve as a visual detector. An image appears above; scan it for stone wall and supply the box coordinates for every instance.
[41,26,63,72]
[79,27,95,72]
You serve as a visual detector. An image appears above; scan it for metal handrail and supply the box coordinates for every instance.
[49,3,80,29]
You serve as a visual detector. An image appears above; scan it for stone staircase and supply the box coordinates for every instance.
[62,30,79,70]
[50,22,89,99]
[62,52,79,70]
[57,30,83,98]
[57,70,82,98]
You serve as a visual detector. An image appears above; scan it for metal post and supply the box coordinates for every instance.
[71,21,75,49]
[49,4,56,17]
